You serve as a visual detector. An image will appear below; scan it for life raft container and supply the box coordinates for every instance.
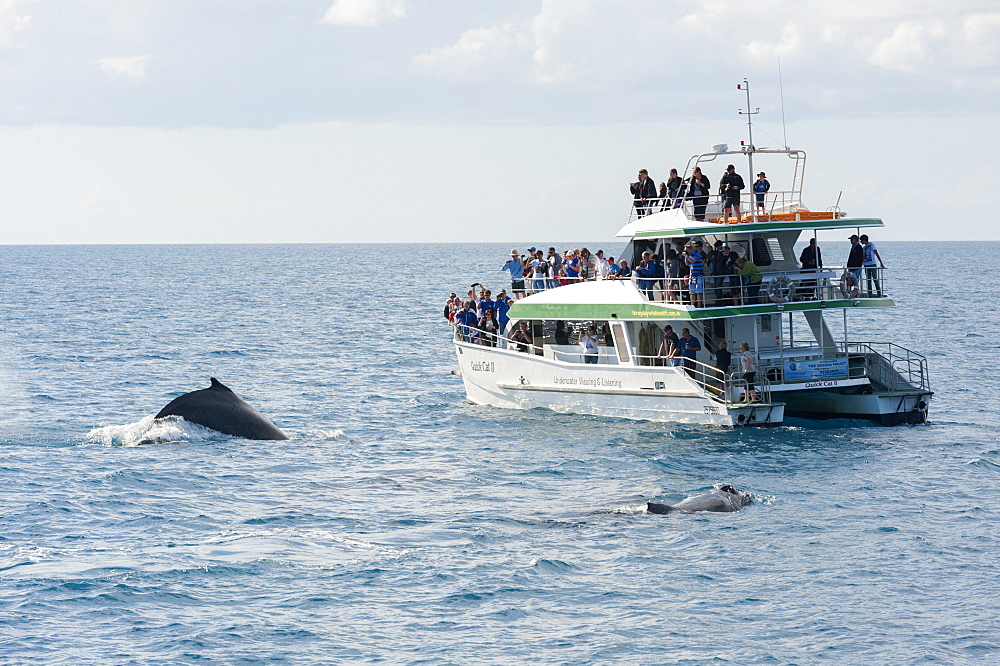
[839,271,860,299]
[767,275,795,304]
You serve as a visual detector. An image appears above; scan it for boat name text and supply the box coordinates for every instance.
[471,361,495,372]
[553,376,623,388]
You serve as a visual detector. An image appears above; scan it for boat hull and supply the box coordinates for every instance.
[454,342,783,427]
[780,389,931,425]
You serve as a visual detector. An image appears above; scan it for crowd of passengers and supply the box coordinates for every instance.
[492,241,769,307]
[444,234,880,345]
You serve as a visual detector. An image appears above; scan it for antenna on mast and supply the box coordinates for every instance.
[737,79,760,201]
[778,58,789,149]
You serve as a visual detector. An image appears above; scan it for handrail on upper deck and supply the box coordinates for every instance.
[627,191,844,226]
[628,265,890,306]
[628,148,811,226]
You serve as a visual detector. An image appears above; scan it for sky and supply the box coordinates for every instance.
[0,0,997,244]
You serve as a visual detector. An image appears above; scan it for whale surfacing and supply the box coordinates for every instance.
[647,485,751,515]
[154,377,287,441]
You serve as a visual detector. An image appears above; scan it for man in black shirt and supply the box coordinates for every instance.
[799,238,823,299]
[630,169,657,218]
[846,234,864,281]
[714,341,732,391]
[800,237,823,269]
[719,164,745,224]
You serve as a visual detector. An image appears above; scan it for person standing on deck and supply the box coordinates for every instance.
[712,245,737,304]
[658,324,680,366]
[667,168,683,208]
[714,341,732,391]
[529,250,548,293]
[510,322,533,353]
[753,172,770,213]
[546,247,563,290]
[739,342,759,402]
[580,326,600,364]
[596,250,612,279]
[799,238,823,299]
[734,254,763,304]
[495,290,513,334]
[565,250,581,283]
[454,302,479,342]
[846,234,864,282]
[860,234,886,297]
[719,164,745,224]
[800,237,823,270]
[686,241,706,308]
[502,250,527,298]
[630,169,657,218]
[678,328,702,377]
[685,167,711,222]
[616,259,632,280]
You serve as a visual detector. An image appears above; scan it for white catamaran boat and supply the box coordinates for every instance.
[451,91,931,427]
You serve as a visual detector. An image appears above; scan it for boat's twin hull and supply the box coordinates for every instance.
[455,343,782,427]
[780,389,931,425]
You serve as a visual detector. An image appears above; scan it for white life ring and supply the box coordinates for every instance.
[839,271,860,298]
[767,275,795,304]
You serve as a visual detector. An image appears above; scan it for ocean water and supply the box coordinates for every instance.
[0,241,998,664]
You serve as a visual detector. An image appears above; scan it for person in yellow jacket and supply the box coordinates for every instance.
[734,254,762,304]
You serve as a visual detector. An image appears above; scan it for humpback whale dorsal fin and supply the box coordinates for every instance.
[209,377,233,391]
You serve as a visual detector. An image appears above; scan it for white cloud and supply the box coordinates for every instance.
[410,22,532,81]
[322,0,405,27]
[0,0,34,49]
[960,12,1000,65]
[97,55,152,81]
[867,20,945,73]
[742,24,803,62]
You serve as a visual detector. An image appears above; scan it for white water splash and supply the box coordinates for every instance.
[86,415,226,447]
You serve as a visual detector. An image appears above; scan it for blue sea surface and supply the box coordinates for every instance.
[0,242,998,663]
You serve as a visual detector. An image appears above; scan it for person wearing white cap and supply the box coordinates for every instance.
[502,249,527,298]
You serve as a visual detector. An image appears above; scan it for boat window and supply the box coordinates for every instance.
[727,241,750,261]
[751,237,773,266]
[766,238,784,261]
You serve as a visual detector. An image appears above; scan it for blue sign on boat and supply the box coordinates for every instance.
[784,358,849,382]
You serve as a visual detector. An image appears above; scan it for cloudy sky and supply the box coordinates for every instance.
[0,0,996,244]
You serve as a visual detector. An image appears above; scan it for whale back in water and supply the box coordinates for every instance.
[647,485,751,515]
[154,378,288,441]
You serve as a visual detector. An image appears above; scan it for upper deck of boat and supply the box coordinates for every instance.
[616,207,884,241]
[618,146,885,241]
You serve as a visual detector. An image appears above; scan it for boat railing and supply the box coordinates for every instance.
[453,323,518,352]
[492,265,888,304]
[628,265,889,306]
[630,353,772,406]
[843,342,931,392]
[748,341,930,393]
[628,190,842,225]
